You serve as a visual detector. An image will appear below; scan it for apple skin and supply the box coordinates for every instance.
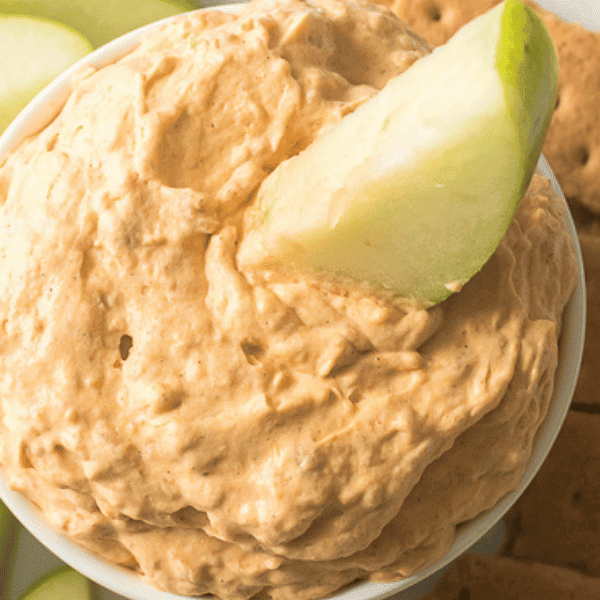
[1,0,195,49]
[237,0,558,306]
[497,0,559,198]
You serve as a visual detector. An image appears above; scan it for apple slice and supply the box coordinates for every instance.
[18,566,92,600]
[0,500,16,565]
[0,15,92,133]
[1,0,194,49]
[237,0,558,305]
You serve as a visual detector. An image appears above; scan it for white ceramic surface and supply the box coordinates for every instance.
[0,2,589,599]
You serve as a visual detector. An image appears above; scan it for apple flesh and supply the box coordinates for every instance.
[237,0,558,305]
[18,566,91,600]
[1,0,194,49]
[0,16,92,134]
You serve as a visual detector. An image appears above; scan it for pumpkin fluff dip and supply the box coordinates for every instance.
[0,0,578,598]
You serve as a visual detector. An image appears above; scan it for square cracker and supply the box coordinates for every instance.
[504,410,600,574]
[380,0,600,218]
[385,0,502,47]
[571,233,600,407]
[536,10,600,218]
[424,552,600,599]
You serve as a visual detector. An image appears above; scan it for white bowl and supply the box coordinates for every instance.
[0,5,586,600]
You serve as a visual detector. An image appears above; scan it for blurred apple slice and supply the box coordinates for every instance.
[0,500,16,566]
[18,566,92,600]
[0,15,92,133]
[1,0,194,49]
[237,0,558,305]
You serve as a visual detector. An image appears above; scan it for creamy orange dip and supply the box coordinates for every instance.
[0,0,578,599]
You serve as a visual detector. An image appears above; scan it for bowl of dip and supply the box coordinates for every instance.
[0,2,585,600]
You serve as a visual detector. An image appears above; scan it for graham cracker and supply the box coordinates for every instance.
[387,0,502,46]
[536,10,600,218]
[571,233,600,407]
[424,552,600,599]
[504,410,600,574]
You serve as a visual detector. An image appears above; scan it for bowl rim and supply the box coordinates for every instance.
[0,5,586,600]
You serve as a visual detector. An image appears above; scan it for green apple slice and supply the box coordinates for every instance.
[18,566,92,600]
[0,500,16,564]
[237,0,558,305]
[1,0,194,49]
[0,15,92,133]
